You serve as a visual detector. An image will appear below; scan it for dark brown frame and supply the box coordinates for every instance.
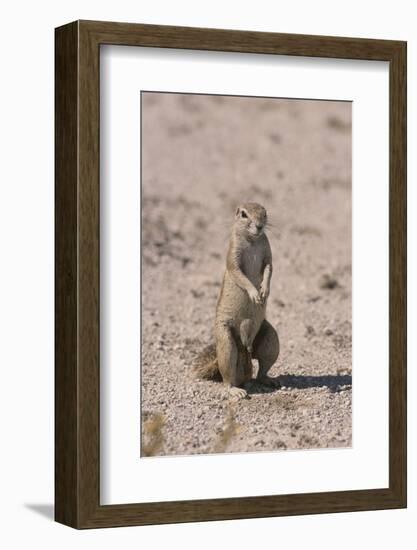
[55,20,407,529]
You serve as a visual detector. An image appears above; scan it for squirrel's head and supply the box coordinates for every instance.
[234,202,267,240]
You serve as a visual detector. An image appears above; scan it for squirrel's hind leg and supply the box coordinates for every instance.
[252,319,280,388]
[216,322,248,399]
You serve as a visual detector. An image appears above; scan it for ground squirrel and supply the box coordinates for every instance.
[195,202,280,399]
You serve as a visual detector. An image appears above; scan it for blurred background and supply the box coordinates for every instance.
[141,92,352,456]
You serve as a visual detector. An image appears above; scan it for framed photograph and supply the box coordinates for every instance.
[55,20,406,528]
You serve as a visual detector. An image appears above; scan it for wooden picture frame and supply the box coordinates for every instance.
[55,20,407,529]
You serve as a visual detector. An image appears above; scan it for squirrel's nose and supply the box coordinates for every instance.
[256,224,263,231]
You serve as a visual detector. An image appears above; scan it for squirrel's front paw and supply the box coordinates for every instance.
[260,284,270,303]
[248,287,262,305]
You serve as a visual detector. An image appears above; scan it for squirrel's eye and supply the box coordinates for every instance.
[241,211,248,218]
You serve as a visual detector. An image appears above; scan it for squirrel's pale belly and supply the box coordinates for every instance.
[215,228,270,347]
[241,239,264,287]
[216,271,266,335]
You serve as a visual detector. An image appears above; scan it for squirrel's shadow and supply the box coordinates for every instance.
[246,374,352,395]
[245,378,282,395]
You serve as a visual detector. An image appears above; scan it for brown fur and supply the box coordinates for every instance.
[195,203,280,398]
[194,344,222,381]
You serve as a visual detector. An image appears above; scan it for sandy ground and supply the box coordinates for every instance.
[141,92,352,456]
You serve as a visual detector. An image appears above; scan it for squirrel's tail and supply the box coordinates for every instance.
[193,344,222,382]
